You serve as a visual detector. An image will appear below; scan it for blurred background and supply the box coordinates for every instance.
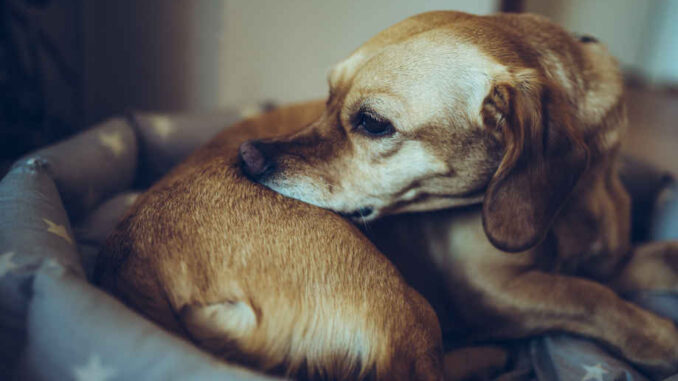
[1,0,676,174]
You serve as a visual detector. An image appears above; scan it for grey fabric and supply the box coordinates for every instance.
[23,118,138,221]
[74,192,141,279]
[0,104,676,380]
[652,183,678,241]
[0,160,83,378]
[15,261,277,381]
[75,192,141,246]
[530,335,647,381]
[0,160,82,276]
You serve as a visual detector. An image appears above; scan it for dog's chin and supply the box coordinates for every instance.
[262,182,382,223]
[256,179,355,215]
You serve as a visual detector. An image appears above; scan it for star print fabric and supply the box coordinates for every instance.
[19,118,139,221]
[0,154,86,377]
[13,260,274,381]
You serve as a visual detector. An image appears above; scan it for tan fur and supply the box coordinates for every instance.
[242,11,678,378]
[95,102,443,380]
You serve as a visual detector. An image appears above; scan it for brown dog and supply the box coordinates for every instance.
[239,11,678,377]
[95,102,443,380]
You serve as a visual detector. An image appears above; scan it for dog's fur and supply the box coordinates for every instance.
[95,102,443,380]
[241,11,678,377]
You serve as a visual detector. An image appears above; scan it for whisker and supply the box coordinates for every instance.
[360,216,372,234]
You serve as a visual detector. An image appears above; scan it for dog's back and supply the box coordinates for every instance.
[95,102,442,380]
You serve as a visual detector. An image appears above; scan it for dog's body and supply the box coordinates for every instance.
[239,11,678,377]
[95,102,443,380]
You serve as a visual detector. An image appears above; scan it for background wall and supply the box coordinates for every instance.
[82,1,200,124]
[642,0,678,84]
[524,0,678,85]
[216,0,497,109]
[82,0,678,124]
[82,0,498,124]
[523,0,678,175]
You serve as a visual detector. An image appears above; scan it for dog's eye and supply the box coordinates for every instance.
[356,112,394,137]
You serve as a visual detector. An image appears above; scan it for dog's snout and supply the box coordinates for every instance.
[239,141,273,179]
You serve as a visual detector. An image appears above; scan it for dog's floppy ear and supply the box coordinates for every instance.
[481,69,589,252]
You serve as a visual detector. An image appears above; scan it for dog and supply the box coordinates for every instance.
[239,11,678,377]
[95,101,443,380]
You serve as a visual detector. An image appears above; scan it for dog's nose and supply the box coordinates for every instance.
[239,141,273,179]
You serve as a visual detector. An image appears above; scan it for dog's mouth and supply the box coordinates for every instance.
[339,207,376,221]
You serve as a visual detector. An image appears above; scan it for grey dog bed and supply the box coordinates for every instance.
[0,105,676,380]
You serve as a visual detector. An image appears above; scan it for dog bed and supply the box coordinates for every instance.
[0,105,676,380]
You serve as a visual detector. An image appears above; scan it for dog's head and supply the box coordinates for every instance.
[240,12,596,252]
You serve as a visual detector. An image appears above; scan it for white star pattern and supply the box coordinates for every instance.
[0,252,18,278]
[43,218,73,244]
[73,354,117,381]
[149,115,174,139]
[98,131,125,157]
[581,363,609,381]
